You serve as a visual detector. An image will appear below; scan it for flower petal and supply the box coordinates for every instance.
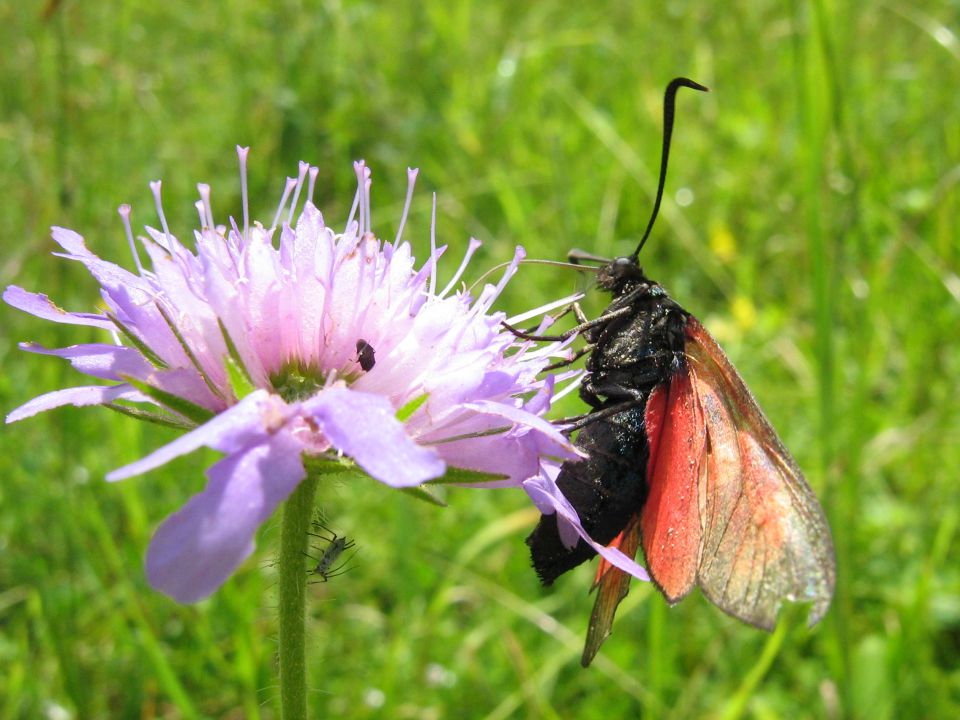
[106,390,287,481]
[6,384,145,423]
[304,387,445,487]
[462,399,581,458]
[523,472,651,582]
[3,286,114,330]
[145,430,306,602]
[20,342,154,381]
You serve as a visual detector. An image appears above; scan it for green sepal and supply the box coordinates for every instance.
[400,485,447,507]
[121,375,215,425]
[225,354,257,401]
[426,467,510,485]
[218,319,257,400]
[105,402,193,429]
[303,455,358,476]
[302,453,447,506]
[395,392,429,422]
[107,312,168,369]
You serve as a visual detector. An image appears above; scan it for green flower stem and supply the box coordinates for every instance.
[277,473,319,720]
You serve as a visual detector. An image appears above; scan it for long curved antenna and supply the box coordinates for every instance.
[467,258,597,294]
[631,77,709,260]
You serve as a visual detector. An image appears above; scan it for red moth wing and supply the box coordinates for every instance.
[640,366,707,603]
[682,316,835,629]
[582,515,642,667]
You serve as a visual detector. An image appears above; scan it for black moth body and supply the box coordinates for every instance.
[519,78,835,668]
[525,78,706,583]
[526,264,689,583]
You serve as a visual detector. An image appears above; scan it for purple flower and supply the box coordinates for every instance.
[6,149,647,602]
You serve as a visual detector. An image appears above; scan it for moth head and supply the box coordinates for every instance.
[597,256,645,293]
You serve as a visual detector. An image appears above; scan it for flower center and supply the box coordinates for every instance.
[270,362,327,403]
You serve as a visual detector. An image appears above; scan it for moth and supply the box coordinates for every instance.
[517,78,835,666]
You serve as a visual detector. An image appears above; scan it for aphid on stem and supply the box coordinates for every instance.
[305,521,357,583]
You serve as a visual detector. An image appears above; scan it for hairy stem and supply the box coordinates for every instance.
[277,473,319,720]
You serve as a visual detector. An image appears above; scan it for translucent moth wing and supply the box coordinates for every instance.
[640,317,834,628]
[579,317,834,665]
[677,317,834,628]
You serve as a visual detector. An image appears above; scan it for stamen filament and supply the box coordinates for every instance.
[506,292,584,326]
[272,177,297,231]
[287,162,310,226]
[440,237,482,298]
[306,166,319,206]
[236,146,250,241]
[429,193,438,297]
[149,180,173,251]
[118,204,144,275]
[395,167,419,244]
[197,184,214,230]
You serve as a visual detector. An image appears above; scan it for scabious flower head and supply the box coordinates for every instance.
[5,148,649,602]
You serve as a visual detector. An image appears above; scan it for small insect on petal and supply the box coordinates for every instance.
[356,339,376,372]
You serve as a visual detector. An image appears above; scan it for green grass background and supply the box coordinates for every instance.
[1,1,958,718]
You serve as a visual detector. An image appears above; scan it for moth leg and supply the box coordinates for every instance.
[543,343,595,371]
[572,302,590,324]
[580,379,646,408]
[502,305,633,342]
[526,301,590,342]
[554,398,646,432]
[510,301,574,335]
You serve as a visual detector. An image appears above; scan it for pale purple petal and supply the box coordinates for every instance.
[523,473,651,582]
[20,342,154,381]
[462,399,581,458]
[434,432,537,488]
[146,367,226,413]
[6,384,145,423]
[145,430,306,602]
[304,387,445,487]
[106,390,288,481]
[3,286,114,330]
[523,376,555,417]
[522,468,581,547]
[51,227,153,296]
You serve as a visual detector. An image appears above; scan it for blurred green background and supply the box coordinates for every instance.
[1,1,958,718]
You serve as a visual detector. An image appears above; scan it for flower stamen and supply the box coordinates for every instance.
[148,180,174,252]
[395,168,419,245]
[118,204,144,275]
[272,176,298,231]
[287,161,310,227]
[307,165,319,206]
[237,146,251,241]
[197,183,215,231]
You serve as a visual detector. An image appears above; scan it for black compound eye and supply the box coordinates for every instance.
[355,339,376,372]
[612,257,640,279]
